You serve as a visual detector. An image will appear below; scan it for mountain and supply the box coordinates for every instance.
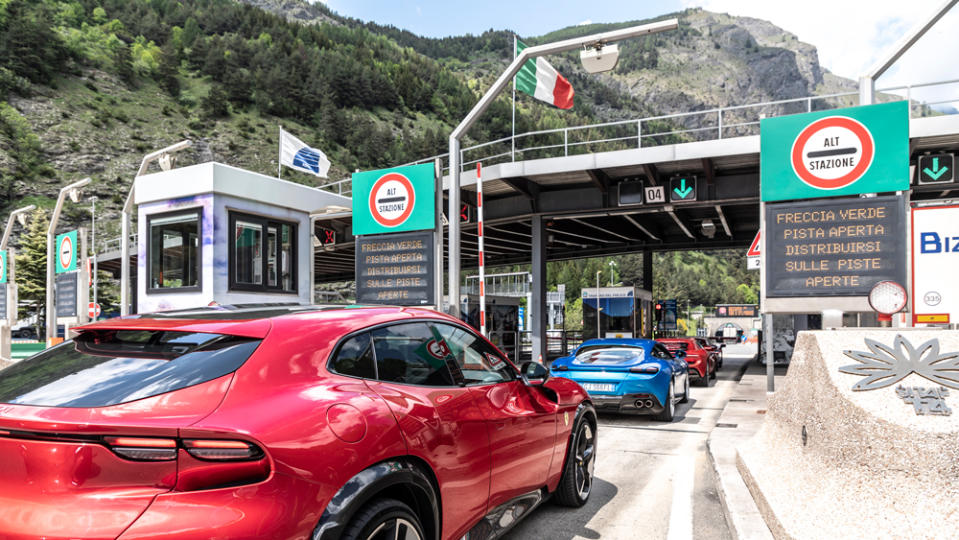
[0,0,864,307]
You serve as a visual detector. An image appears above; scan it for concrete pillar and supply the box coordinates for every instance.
[764,313,775,392]
[530,215,547,363]
[642,249,653,291]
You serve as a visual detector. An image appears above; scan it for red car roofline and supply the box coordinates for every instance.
[73,317,273,339]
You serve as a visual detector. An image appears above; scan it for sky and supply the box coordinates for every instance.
[319,0,958,107]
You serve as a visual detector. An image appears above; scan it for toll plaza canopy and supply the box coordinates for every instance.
[310,113,959,282]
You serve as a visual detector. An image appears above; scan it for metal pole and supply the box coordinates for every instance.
[448,138,461,317]
[77,227,89,326]
[91,196,97,315]
[765,313,775,393]
[477,163,486,337]
[512,34,517,163]
[47,178,91,344]
[278,126,283,179]
[596,270,601,339]
[434,158,444,312]
[447,19,678,320]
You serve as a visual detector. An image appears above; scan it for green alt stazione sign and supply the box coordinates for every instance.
[761,101,909,202]
[352,163,435,235]
[55,230,78,274]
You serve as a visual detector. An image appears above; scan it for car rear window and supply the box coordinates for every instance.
[661,341,689,350]
[575,347,645,365]
[0,330,260,408]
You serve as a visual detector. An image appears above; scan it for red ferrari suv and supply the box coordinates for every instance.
[0,305,596,540]
[656,337,717,386]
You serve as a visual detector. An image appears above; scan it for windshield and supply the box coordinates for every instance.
[661,341,689,351]
[0,330,261,408]
[574,347,645,365]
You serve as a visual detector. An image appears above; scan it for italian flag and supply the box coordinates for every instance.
[515,39,574,109]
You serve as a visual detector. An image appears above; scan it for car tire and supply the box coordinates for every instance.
[341,498,426,540]
[679,374,689,404]
[655,383,675,422]
[554,406,597,508]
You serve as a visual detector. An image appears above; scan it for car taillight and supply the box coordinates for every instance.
[104,436,178,461]
[552,364,568,371]
[182,439,264,461]
[630,365,660,374]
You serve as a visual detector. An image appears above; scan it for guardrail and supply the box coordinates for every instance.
[317,78,959,198]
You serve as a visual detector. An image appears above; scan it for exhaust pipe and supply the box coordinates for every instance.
[644,400,654,408]
[634,400,645,408]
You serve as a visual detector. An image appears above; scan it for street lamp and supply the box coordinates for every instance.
[47,178,91,343]
[121,141,192,316]
[446,19,678,317]
[608,260,617,286]
[1,204,37,359]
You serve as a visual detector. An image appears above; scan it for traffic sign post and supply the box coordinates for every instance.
[917,153,954,184]
[761,101,908,201]
[746,231,761,270]
[669,176,697,202]
[55,230,78,274]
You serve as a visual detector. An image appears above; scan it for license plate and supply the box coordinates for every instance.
[581,383,616,393]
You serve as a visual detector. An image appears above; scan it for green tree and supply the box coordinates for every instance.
[14,208,48,335]
[201,84,230,118]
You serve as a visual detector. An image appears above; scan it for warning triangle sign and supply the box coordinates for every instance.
[747,231,761,257]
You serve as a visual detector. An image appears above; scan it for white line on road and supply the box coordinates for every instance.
[667,455,696,540]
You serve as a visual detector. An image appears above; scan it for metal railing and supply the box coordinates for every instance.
[100,234,137,254]
[317,77,959,197]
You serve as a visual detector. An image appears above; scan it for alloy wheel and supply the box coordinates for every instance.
[366,518,422,540]
[574,423,595,500]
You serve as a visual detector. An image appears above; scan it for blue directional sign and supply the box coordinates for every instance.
[917,153,954,185]
[669,176,697,202]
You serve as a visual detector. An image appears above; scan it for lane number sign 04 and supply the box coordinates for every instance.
[791,116,874,190]
[369,172,416,228]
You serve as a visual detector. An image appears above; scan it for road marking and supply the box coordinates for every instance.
[667,455,696,540]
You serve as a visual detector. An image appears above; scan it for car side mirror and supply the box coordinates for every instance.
[519,361,550,387]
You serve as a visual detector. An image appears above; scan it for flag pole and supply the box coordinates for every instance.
[511,34,517,162]
[277,125,282,179]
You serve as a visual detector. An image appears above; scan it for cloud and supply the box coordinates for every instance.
[681,0,959,106]
[577,19,593,26]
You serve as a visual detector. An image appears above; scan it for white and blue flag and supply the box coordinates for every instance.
[279,127,331,178]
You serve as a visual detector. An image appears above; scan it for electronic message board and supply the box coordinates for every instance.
[356,230,435,305]
[765,195,905,297]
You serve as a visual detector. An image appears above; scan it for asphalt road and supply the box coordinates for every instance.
[503,344,758,540]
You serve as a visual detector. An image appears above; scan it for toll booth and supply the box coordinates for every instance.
[134,162,350,312]
[444,294,521,360]
[582,287,653,338]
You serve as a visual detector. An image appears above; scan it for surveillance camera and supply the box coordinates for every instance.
[68,189,81,203]
[16,213,28,227]
[701,219,717,238]
[580,43,619,74]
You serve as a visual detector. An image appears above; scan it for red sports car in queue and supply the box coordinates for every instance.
[0,305,595,540]
[657,337,717,386]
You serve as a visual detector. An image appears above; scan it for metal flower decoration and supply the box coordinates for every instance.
[840,335,959,391]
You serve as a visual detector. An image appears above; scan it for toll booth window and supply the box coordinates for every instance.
[148,210,200,291]
[229,212,297,293]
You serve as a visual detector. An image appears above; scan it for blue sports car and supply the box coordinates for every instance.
[550,338,690,421]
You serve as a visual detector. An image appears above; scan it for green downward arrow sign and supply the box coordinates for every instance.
[674,178,693,198]
[923,157,950,181]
